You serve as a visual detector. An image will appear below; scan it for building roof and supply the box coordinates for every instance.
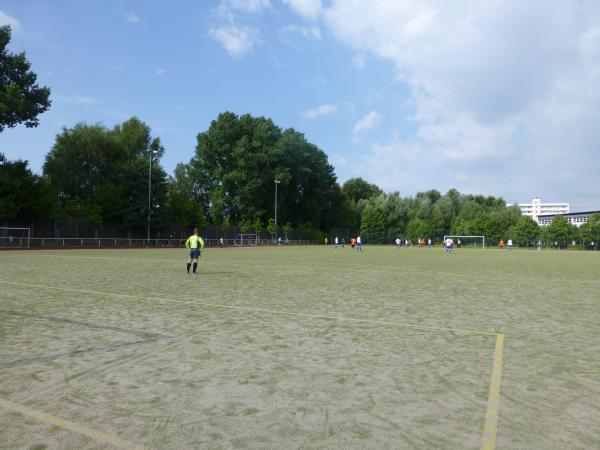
[537,210,600,218]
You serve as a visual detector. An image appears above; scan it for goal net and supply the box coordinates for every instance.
[443,235,485,250]
[0,227,31,249]
[235,234,258,246]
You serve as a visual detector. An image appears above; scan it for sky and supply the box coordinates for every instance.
[1,0,600,211]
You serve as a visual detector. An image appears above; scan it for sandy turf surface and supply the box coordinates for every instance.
[1,246,599,449]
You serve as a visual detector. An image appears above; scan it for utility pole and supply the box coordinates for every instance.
[274,179,281,239]
[147,148,158,245]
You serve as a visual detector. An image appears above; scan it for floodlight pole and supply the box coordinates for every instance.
[147,148,158,245]
[274,179,281,239]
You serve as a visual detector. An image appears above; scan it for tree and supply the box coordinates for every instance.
[190,112,342,230]
[0,26,51,132]
[43,118,168,232]
[0,153,52,222]
[341,178,382,204]
[283,222,293,239]
[405,217,435,241]
[360,205,387,243]
[267,218,276,237]
[167,163,207,233]
[508,216,540,246]
[580,213,600,250]
[253,216,263,236]
[546,215,572,248]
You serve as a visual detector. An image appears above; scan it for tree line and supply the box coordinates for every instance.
[2,110,599,246]
[2,24,600,245]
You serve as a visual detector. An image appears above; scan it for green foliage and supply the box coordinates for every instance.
[283,222,293,238]
[341,178,382,203]
[0,153,52,221]
[0,26,51,131]
[167,163,207,229]
[546,215,573,248]
[508,216,540,246]
[405,217,435,241]
[351,189,526,244]
[295,223,322,241]
[239,219,253,234]
[360,205,387,243]
[190,112,341,230]
[580,213,600,247]
[253,216,263,234]
[267,218,276,236]
[43,118,169,230]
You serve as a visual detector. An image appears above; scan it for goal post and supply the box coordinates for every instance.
[0,227,31,249]
[235,234,258,246]
[443,235,485,250]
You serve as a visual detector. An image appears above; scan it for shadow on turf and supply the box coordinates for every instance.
[0,309,173,369]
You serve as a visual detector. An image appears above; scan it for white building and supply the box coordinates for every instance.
[538,211,599,227]
[517,197,569,223]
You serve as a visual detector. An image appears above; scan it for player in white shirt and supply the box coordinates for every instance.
[427,238,432,248]
[445,237,453,253]
[507,239,513,251]
[395,238,401,249]
[356,235,362,252]
[335,236,339,249]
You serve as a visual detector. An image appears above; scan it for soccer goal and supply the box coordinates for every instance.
[0,227,31,249]
[443,235,485,250]
[235,234,258,246]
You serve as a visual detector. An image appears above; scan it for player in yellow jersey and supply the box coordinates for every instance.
[185,228,205,274]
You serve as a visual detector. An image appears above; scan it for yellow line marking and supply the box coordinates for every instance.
[481,333,504,450]
[0,280,498,336]
[0,397,149,450]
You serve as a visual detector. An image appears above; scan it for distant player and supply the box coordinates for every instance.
[350,237,356,249]
[335,236,339,249]
[457,239,462,248]
[427,238,432,248]
[219,237,224,248]
[499,239,505,250]
[323,237,329,247]
[444,237,453,253]
[507,238,513,252]
[356,235,362,252]
[185,228,205,275]
[395,238,401,249]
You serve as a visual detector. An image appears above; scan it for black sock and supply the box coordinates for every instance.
[186,262,191,273]
[193,262,197,273]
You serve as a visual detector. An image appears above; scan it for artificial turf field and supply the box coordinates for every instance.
[0,246,599,449]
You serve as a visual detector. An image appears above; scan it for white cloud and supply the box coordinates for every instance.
[216,0,272,17]
[54,95,96,105]
[352,53,366,69]
[127,14,142,24]
[280,24,321,41]
[302,103,338,118]
[353,111,381,132]
[209,25,260,56]
[322,0,600,204]
[283,0,322,20]
[0,10,21,31]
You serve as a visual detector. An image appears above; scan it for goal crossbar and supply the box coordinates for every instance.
[235,234,258,246]
[443,235,485,250]
[0,227,31,249]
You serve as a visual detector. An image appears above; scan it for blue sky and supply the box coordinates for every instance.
[2,0,600,210]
